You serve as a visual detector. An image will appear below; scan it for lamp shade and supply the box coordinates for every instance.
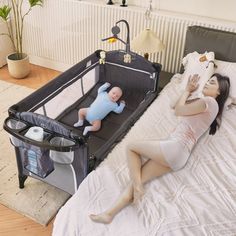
[131,29,165,53]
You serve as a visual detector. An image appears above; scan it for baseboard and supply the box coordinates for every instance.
[0,60,7,68]
[29,55,73,72]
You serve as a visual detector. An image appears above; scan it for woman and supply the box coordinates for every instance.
[89,72,230,224]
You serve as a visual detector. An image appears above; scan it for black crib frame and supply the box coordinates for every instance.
[4,50,161,194]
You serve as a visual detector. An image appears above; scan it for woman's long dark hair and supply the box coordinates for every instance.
[209,73,230,135]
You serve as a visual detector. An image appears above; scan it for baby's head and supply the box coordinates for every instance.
[108,86,123,102]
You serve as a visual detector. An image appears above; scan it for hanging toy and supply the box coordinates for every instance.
[124,53,131,63]
[108,37,117,43]
[99,51,106,64]
[101,20,132,63]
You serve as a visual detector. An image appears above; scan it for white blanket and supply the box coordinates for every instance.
[53,75,236,236]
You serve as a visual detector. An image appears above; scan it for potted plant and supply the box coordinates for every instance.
[0,0,43,79]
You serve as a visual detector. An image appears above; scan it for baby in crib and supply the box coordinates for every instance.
[74,82,125,136]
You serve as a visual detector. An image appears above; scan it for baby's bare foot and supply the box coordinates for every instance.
[89,213,113,224]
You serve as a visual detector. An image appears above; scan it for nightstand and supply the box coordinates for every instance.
[158,71,174,92]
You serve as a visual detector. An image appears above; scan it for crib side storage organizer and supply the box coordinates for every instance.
[4,50,161,194]
[4,112,86,194]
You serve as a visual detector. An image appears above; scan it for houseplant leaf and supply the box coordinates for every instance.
[0,5,11,21]
[28,0,43,8]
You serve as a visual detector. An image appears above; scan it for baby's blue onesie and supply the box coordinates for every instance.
[86,83,125,124]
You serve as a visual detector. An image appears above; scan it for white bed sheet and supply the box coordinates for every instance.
[52,74,236,236]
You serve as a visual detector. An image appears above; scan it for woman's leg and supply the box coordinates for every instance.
[126,140,170,201]
[90,182,133,224]
[126,143,143,197]
[89,158,171,224]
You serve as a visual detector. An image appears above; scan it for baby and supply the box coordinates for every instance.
[74,82,125,136]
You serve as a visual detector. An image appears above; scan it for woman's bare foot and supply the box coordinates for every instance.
[89,212,113,224]
[133,184,145,203]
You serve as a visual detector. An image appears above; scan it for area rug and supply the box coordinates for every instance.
[0,80,71,226]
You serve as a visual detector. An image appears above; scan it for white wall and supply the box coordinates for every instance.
[89,0,236,22]
[158,0,236,22]
[0,20,14,68]
[0,0,14,67]
[22,0,236,73]
[2,0,236,71]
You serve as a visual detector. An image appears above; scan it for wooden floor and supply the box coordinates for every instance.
[0,64,60,89]
[0,64,61,236]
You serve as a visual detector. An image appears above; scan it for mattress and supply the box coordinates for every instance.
[52,74,236,235]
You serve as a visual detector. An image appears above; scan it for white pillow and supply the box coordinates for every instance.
[181,51,215,100]
[215,59,236,104]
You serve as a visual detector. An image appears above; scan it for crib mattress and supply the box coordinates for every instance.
[58,82,157,166]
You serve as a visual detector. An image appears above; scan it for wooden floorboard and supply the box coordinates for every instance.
[0,64,61,236]
[0,64,60,89]
[0,204,54,236]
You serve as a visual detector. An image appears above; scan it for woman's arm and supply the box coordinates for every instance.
[175,74,206,116]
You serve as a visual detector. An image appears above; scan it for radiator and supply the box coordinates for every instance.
[23,1,236,73]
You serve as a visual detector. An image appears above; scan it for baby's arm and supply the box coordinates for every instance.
[113,101,125,114]
[98,82,111,94]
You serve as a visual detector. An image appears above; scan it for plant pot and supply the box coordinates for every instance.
[7,53,30,79]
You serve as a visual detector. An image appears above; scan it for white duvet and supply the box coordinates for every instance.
[52,75,236,236]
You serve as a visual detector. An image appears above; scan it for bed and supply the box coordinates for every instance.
[52,25,236,235]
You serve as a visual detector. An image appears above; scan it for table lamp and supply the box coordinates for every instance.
[131,0,165,60]
[131,28,165,60]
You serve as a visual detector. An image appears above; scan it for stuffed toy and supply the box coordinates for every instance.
[99,51,106,64]
[181,51,215,100]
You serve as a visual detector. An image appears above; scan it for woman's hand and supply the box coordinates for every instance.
[185,74,200,93]
[175,74,205,116]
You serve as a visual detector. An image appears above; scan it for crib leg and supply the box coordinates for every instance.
[14,147,28,189]
[19,175,28,189]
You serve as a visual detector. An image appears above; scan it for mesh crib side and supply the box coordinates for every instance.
[8,51,101,116]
